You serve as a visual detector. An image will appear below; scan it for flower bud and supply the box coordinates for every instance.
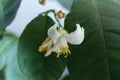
[39,0,46,5]
[55,10,66,19]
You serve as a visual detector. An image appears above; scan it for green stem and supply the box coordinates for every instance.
[53,11,62,27]
[41,9,62,27]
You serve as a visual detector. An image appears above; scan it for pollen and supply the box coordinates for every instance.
[39,46,52,53]
[38,37,54,55]
[56,45,71,58]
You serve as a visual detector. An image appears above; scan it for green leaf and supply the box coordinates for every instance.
[0,0,21,30]
[0,28,5,38]
[0,34,26,80]
[18,15,65,80]
[6,42,27,80]
[0,69,5,80]
[0,33,18,70]
[58,0,73,9]
[65,0,120,80]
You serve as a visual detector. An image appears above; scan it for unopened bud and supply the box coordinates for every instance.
[39,0,46,5]
[56,10,66,19]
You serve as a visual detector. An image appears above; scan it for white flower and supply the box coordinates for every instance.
[38,23,85,58]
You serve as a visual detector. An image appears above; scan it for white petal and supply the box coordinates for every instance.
[66,24,85,45]
[44,50,52,57]
[48,23,61,39]
[52,36,68,51]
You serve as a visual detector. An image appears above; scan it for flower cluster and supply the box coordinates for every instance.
[38,23,85,58]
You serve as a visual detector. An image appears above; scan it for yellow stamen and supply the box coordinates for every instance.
[38,37,54,55]
[46,47,52,53]
[56,45,71,58]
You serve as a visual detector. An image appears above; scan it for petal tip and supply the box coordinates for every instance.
[76,24,80,27]
[76,24,85,31]
[66,24,85,45]
[44,52,51,57]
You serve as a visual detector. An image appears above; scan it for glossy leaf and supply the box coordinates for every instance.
[0,0,21,30]
[65,0,120,80]
[18,15,65,80]
[58,0,73,9]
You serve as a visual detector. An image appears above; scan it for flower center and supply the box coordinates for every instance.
[58,28,68,35]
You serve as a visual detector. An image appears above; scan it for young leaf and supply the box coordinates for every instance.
[65,0,120,80]
[18,15,65,80]
[0,0,21,30]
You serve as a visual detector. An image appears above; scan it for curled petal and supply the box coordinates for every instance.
[44,50,52,57]
[52,36,68,51]
[48,23,61,39]
[66,24,85,45]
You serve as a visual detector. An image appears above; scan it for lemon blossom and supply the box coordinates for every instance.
[38,23,85,58]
